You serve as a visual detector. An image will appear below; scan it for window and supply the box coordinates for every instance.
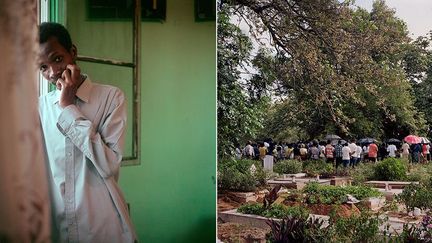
[87,0,166,22]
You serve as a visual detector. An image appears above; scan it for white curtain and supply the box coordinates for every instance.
[0,0,51,242]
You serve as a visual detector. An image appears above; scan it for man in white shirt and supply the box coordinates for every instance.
[243,141,254,159]
[342,143,351,168]
[362,144,369,162]
[387,143,398,158]
[356,143,363,165]
[348,139,357,167]
[401,142,410,160]
[38,22,136,243]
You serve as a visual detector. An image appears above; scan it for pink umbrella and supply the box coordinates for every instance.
[404,135,421,144]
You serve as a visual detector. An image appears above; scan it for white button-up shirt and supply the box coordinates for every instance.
[39,76,136,243]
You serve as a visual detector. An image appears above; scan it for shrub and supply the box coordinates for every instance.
[396,183,432,211]
[373,158,407,181]
[238,203,310,220]
[218,165,256,191]
[265,207,385,242]
[273,160,302,174]
[303,182,382,205]
[330,210,383,242]
[266,216,329,242]
[396,215,432,242]
[218,159,266,191]
[406,163,432,185]
[349,163,376,185]
[303,160,334,177]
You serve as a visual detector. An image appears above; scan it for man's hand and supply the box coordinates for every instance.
[58,64,82,108]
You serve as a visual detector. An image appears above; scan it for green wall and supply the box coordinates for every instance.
[66,1,216,242]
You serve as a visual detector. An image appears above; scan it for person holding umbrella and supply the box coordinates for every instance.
[387,143,397,158]
[368,141,378,163]
[411,143,421,163]
[404,135,422,163]
[401,141,410,161]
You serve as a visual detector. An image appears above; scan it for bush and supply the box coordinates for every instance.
[406,163,432,185]
[303,160,334,177]
[218,159,266,192]
[266,215,329,242]
[303,182,382,205]
[265,207,385,243]
[238,203,309,220]
[273,160,302,174]
[330,211,383,242]
[396,183,432,211]
[349,163,376,185]
[373,158,407,181]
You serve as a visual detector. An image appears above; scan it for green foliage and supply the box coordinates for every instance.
[238,203,309,220]
[303,160,334,177]
[237,202,264,216]
[266,216,329,243]
[265,207,386,242]
[406,161,432,185]
[397,224,424,243]
[273,160,302,175]
[349,163,377,185]
[303,182,382,205]
[373,158,407,181]
[396,182,432,211]
[217,4,270,159]
[329,210,383,242]
[217,159,267,192]
[396,214,432,242]
[226,0,426,140]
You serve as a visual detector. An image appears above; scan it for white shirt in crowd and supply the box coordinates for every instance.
[348,142,357,157]
[387,144,397,157]
[356,145,362,158]
[402,143,410,155]
[244,144,254,157]
[342,146,351,160]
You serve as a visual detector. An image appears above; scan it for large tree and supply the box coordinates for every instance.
[217,4,270,158]
[224,0,426,140]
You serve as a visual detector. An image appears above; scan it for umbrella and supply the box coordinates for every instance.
[404,135,421,144]
[331,139,347,146]
[421,137,430,144]
[387,138,401,144]
[324,134,341,140]
[358,137,375,144]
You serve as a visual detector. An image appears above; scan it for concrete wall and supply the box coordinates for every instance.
[66,1,216,242]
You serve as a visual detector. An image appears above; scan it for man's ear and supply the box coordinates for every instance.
[70,44,78,62]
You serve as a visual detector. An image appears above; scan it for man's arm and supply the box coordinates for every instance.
[56,89,126,179]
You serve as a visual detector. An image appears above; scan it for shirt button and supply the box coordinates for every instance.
[68,152,72,157]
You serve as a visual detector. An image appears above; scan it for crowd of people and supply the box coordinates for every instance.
[236,138,431,170]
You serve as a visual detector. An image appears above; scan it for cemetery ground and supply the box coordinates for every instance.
[217,158,432,242]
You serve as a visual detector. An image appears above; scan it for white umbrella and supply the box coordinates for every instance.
[421,137,430,144]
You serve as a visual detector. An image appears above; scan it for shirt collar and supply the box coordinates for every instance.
[52,75,92,104]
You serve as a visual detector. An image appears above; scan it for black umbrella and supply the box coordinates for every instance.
[358,137,375,144]
[387,138,401,144]
[324,134,341,140]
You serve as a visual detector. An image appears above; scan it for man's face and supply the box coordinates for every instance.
[38,37,76,89]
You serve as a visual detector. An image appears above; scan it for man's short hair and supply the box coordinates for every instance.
[39,22,72,51]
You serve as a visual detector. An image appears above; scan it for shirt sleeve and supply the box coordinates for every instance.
[56,89,126,179]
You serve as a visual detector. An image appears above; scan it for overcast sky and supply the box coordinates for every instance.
[354,0,432,38]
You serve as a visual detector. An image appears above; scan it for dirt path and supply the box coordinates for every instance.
[217,221,268,243]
